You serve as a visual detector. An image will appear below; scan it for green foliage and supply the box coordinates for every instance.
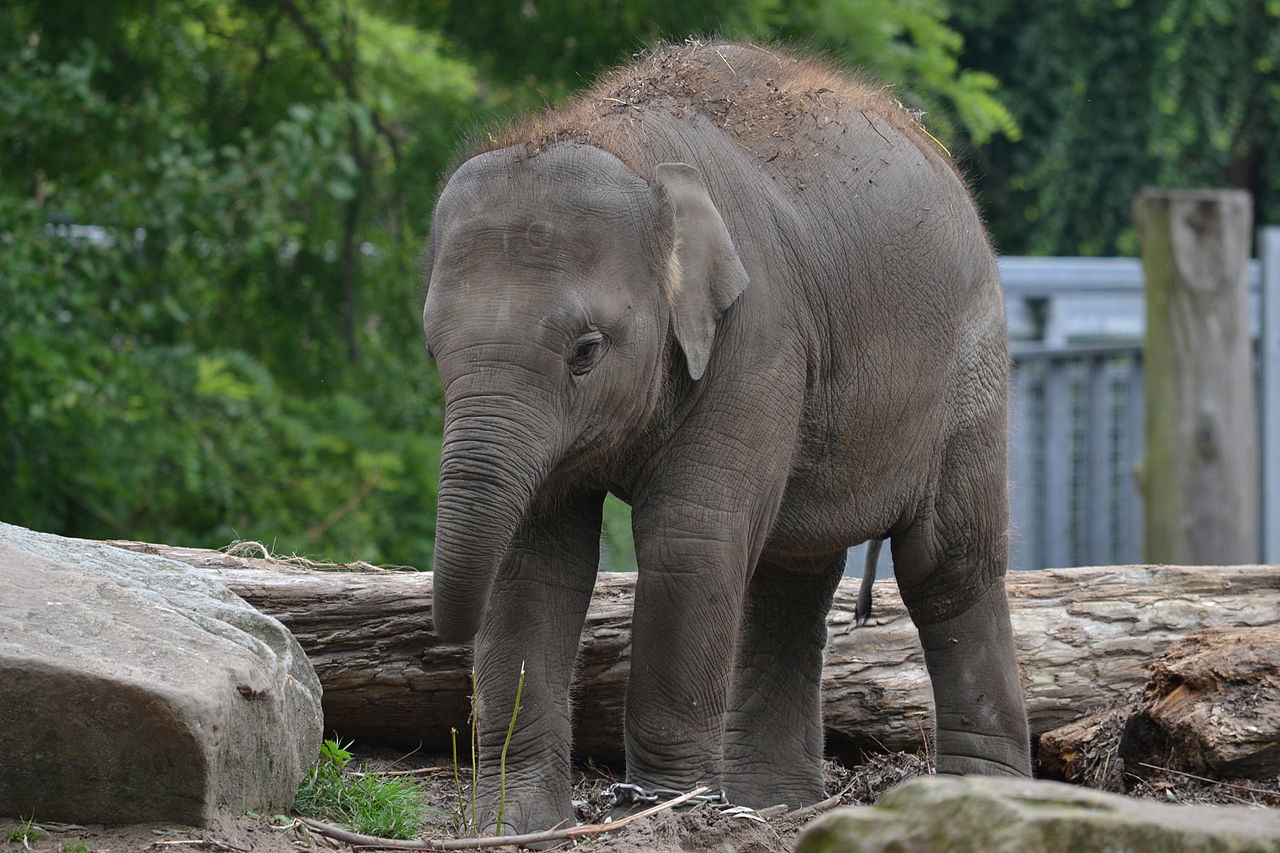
[294,738,426,839]
[433,0,1018,145]
[953,0,1280,255]
[1,0,1015,571]
[6,817,43,845]
[0,0,457,565]
[602,495,637,571]
[8,0,1271,573]
[7,0,1269,571]
[758,0,1020,145]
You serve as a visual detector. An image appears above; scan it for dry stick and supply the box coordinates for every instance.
[154,841,244,853]
[1136,763,1280,798]
[753,44,786,66]
[1125,773,1255,807]
[915,718,934,773]
[349,767,447,778]
[783,778,860,821]
[858,109,894,148]
[298,786,711,851]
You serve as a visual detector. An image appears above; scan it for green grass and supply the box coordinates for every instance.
[494,662,526,835]
[293,738,425,840]
[7,816,43,845]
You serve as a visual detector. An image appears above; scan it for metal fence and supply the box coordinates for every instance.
[848,226,1280,576]
[1008,344,1144,571]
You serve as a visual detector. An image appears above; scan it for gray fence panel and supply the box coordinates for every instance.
[1085,358,1109,566]
[1005,345,1145,571]
[1262,227,1280,564]
[1009,358,1038,572]
[1043,356,1073,569]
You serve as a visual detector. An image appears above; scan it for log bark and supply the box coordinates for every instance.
[1136,188,1259,564]
[1037,706,1130,786]
[113,542,1280,759]
[1119,626,1280,779]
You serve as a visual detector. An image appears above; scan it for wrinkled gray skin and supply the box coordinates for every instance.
[424,44,1031,834]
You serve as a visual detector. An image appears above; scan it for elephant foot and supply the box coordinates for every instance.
[476,808,570,838]
[477,818,567,852]
[934,728,1032,777]
[724,772,823,812]
[472,775,575,837]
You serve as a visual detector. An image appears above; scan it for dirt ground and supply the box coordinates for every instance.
[3,741,1276,853]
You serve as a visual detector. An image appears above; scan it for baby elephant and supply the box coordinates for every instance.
[423,41,1031,834]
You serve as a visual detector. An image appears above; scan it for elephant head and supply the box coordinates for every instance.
[423,143,749,643]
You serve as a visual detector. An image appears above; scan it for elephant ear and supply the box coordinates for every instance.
[651,163,750,381]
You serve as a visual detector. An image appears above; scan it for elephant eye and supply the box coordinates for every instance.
[568,331,605,376]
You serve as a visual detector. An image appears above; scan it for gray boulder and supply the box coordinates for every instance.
[0,523,323,826]
[796,776,1280,853]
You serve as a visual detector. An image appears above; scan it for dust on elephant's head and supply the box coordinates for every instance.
[423,142,748,642]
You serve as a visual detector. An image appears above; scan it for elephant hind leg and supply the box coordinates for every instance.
[891,428,1031,777]
[722,553,845,809]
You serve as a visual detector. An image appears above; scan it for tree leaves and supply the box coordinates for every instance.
[13,0,1263,569]
[955,0,1280,255]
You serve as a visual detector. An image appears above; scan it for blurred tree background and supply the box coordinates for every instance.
[2,0,1276,567]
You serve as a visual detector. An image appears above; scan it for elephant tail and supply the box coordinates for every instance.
[855,538,883,627]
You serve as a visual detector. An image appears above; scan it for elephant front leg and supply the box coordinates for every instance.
[621,385,800,807]
[623,528,752,801]
[471,493,602,834]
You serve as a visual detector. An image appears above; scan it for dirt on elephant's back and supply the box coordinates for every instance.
[469,39,949,179]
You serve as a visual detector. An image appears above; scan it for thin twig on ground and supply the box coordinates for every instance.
[1135,763,1279,798]
[1125,773,1256,806]
[299,786,710,850]
[915,718,934,773]
[784,778,860,821]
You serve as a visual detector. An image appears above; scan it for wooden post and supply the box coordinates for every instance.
[1136,189,1259,564]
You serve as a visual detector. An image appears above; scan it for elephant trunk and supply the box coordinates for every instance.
[430,403,553,643]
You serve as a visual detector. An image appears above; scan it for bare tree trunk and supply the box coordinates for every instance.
[1136,189,1259,564]
[114,542,1280,759]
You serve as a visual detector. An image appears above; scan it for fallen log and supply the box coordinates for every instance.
[1119,626,1280,780]
[113,542,1280,759]
[1037,706,1130,786]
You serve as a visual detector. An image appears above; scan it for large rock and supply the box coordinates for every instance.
[0,523,323,826]
[795,776,1280,853]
